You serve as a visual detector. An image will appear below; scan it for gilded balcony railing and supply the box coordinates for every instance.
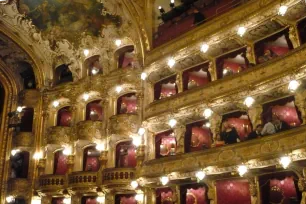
[68,171,98,188]
[38,174,66,191]
[102,168,136,186]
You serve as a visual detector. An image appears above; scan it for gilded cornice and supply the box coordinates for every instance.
[144,44,306,120]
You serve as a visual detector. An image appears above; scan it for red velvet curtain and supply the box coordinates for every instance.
[116,141,136,168]
[255,29,293,64]
[115,195,136,204]
[259,172,301,204]
[51,198,64,204]
[154,75,177,100]
[216,48,248,79]
[54,151,68,175]
[182,63,211,91]
[221,111,252,141]
[57,106,72,127]
[185,120,212,152]
[83,147,100,171]
[216,179,251,204]
[86,100,103,121]
[262,96,302,126]
[117,93,137,114]
[156,188,174,204]
[118,47,135,69]
[155,130,176,158]
[20,108,34,132]
[180,183,208,204]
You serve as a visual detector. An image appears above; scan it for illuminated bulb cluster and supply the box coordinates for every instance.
[115,39,122,47]
[237,165,248,177]
[160,176,169,185]
[116,86,123,93]
[135,193,144,202]
[63,197,71,204]
[138,127,146,136]
[168,118,177,128]
[92,68,99,75]
[83,49,89,57]
[288,80,300,92]
[278,5,288,16]
[131,180,139,189]
[96,143,105,151]
[244,96,255,108]
[53,101,59,108]
[11,149,20,156]
[17,106,23,113]
[63,145,72,155]
[237,26,247,37]
[33,152,43,160]
[141,72,147,80]
[280,156,291,169]
[6,196,14,203]
[205,122,211,128]
[132,136,142,147]
[203,108,213,119]
[83,93,89,101]
[97,196,105,204]
[167,58,176,68]
[196,171,206,181]
[200,43,209,53]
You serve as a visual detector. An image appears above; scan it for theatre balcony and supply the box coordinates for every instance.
[102,167,136,188]
[109,114,139,135]
[46,126,72,145]
[68,171,98,191]
[14,132,33,147]
[38,174,66,193]
[140,125,306,177]
[76,120,104,141]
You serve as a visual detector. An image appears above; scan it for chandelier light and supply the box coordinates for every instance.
[203,108,213,118]
[168,118,177,128]
[160,176,169,185]
[237,26,247,37]
[53,100,59,108]
[83,49,89,57]
[288,80,300,92]
[200,43,209,53]
[115,39,122,47]
[244,96,255,108]
[237,165,248,177]
[116,86,123,93]
[167,58,176,68]
[280,156,291,169]
[138,127,146,136]
[141,72,147,80]
[196,171,206,181]
[278,5,288,16]
[131,180,139,189]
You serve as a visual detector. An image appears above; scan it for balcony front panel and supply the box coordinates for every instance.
[102,168,136,186]
[46,126,72,145]
[14,132,33,147]
[68,171,98,190]
[38,174,66,192]
[140,126,306,177]
[109,114,139,135]
[76,120,104,141]
[145,45,306,119]
[7,178,31,197]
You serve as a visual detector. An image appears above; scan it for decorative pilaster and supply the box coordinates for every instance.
[210,113,222,147]
[246,44,256,65]
[71,193,81,204]
[249,178,259,204]
[289,26,301,49]
[41,195,52,204]
[106,191,115,204]
[99,151,108,170]
[67,155,75,174]
[208,60,217,81]
[173,124,186,154]
[298,177,306,204]
[176,72,183,93]
[295,90,306,125]
[248,105,263,127]
[37,158,46,176]
[207,182,216,204]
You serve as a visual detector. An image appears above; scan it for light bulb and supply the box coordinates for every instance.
[160,176,169,185]
[97,196,105,204]
[244,96,255,108]
[170,0,175,3]
[203,108,213,118]
[158,6,162,10]
[237,165,248,177]
[92,68,98,75]
[223,69,228,75]
[63,146,72,155]
[6,196,14,203]
[167,58,176,68]
[131,180,139,189]
[288,80,300,92]
[278,5,288,16]
[33,152,43,160]
[200,43,209,53]
[132,136,142,147]
[17,106,23,113]
[115,39,122,47]
[168,118,177,128]
[205,122,211,128]
[83,93,89,101]
[84,49,89,57]
[280,156,291,169]
[141,72,147,80]
[96,143,105,151]
[11,149,20,156]
[237,26,247,37]
[63,198,71,204]
[135,193,144,202]
[196,171,206,181]
[53,101,59,108]
[138,127,146,136]
[116,86,122,93]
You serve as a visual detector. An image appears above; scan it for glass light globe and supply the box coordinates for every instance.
[167,58,176,68]
[63,146,72,155]
[200,43,209,53]
[96,143,105,151]
[135,193,144,202]
[196,171,206,181]
[168,119,177,128]
[237,27,247,37]
[33,152,43,160]
[132,136,142,147]
[92,68,98,75]
[244,96,255,108]
[278,5,288,16]
[203,108,213,118]
[17,106,23,113]
[205,122,211,128]
[288,80,300,92]
[280,156,291,169]
[11,149,20,156]
[63,198,71,204]
[97,196,105,204]
[237,165,248,177]
[6,196,14,203]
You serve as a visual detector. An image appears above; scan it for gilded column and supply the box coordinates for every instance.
[295,90,306,125]
[71,192,81,204]
[207,181,216,204]
[173,124,186,154]
[299,177,306,204]
[208,60,217,81]
[289,26,301,49]
[106,191,115,204]
[210,113,222,147]
[246,44,256,65]
[248,105,263,127]
[176,72,183,93]
[249,177,259,204]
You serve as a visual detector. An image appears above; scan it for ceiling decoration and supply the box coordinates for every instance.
[18,0,121,47]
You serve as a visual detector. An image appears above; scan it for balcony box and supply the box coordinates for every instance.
[46,126,72,145]
[109,114,139,135]
[68,171,98,190]
[14,132,33,147]
[76,121,104,141]
[7,178,31,196]
[38,174,66,192]
[102,168,135,187]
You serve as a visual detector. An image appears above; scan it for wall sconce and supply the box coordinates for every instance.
[168,118,177,128]
[132,136,142,147]
[244,96,255,108]
[288,80,300,92]
[167,58,176,68]
[237,26,247,37]
[158,6,165,14]
[116,86,123,93]
[31,195,41,204]
[17,106,24,113]
[204,122,211,128]
[11,149,20,156]
[170,0,175,8]
[97,195,105,204]
[6,196,15,203]
[203,108,213,119]
[83,93,90,101]
[138,127,146,136]
[115,39,122,47]
[237,165,248,177]
[53,101,59,108]
[200,43,209,53]
[63,145,72,156]
[135,193,144,203]
[131,180,139,189]
[278,5,288,16]
[63,197,71,204]
[33,152,43,160]
[141,72,147,80]
[195,170,206,181]
[279,156,292,169]
[160,176,169,185]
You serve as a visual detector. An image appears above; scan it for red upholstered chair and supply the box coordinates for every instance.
[216,179,251,204]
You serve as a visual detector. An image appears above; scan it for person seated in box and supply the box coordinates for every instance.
[261,114,290,136]
[247,124,263,140]
[219,120,240,145]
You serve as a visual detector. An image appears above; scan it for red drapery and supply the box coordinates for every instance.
[155,130,176,158]
[116,141,136,168]
[182,63,211,91]
[118,47,135,69]
[86,100,103,121]
[186,187,207,204]
[216,179,251,204]
[83,147,100,171]
[298,18,306,44]
[57,107,72,127]
[117,93,137,114]
[156,188,174,204]
[154,76,178,100]
[54,151,68,175]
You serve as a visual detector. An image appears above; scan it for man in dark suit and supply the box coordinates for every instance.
[247,124,263,140]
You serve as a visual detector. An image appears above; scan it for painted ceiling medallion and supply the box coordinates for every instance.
[18,0,121,46]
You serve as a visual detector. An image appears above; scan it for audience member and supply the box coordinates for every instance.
[220,120,240,144]
[247,124,263,140]
[261,114,290,136]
